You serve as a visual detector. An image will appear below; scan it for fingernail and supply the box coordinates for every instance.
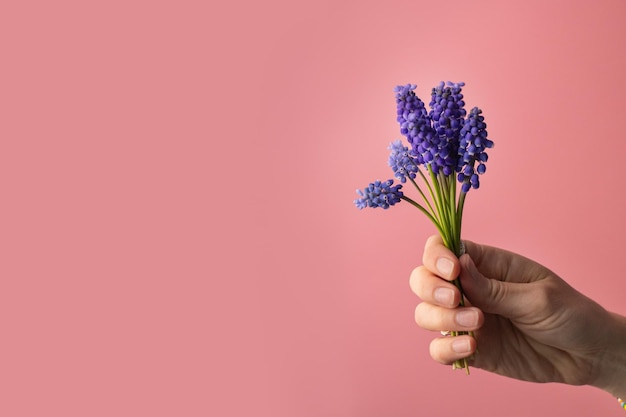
[433,288,454,306]
[436,258,454,279]
[455,310,478,327]
[451,338,471,353]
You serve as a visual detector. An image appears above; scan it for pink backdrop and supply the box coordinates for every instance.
[2,0,626,415]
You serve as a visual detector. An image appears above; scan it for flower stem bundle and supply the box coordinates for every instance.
[355,82,494,374]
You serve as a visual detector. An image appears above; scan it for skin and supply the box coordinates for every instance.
[410,235,626,398]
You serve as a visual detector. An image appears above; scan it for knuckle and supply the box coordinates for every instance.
[532,278,561,309]
[415,302,449,331]
[487,279,507,304]
[409,265,426,281]
[422,235,440,263]
[409,266,428,296]
[429,338,448,364]
[414,302,427,326]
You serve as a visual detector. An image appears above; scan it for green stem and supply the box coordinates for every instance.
[418,169,437,209]
[429,169,445,223]
[408,175,436,217]
[427,166,444,218]
[447,174,459,255]
[456,190,467,251]
[400,195,444,237]
[426,166,450,246]
[435,172,454,251]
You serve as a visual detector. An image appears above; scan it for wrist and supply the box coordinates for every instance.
[590,312,626,398]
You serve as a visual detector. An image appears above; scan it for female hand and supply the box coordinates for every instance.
[410,235,626,396]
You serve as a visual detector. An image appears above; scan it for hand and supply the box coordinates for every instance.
[410,235,626,396]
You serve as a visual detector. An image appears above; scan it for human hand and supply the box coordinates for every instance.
[410,235,626,395]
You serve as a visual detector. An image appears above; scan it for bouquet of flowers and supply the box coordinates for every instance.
[354,82,494,373]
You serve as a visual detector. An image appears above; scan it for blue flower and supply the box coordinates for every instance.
[354,179,403,209]
[394,84,437,166]
[428,81,467,176]
[388,140,419,183]
[456,107,494,192]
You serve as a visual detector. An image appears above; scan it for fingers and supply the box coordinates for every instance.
[413,237,481,367]
[429,335,476,365]
[414,302,483,331]
[422,235,460,281]
[409,265,460,308]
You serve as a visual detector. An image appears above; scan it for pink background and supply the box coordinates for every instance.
[2,0,626,415]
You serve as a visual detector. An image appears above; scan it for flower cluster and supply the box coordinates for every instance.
[392,82,492,186]
[388,140,419,183]
[428,82,467,175]
[354,179,403,210]
[457,107,494,192]
[395,84,436,166]
[354,82,494,374]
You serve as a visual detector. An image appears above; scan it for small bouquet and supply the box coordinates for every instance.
[354,82,494,373]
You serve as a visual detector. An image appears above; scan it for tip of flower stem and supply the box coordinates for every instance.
[452,358,470,374]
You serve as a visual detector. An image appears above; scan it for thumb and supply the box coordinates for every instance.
[459,254,534,320]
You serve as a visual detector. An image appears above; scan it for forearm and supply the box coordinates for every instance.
[590,311,626,398]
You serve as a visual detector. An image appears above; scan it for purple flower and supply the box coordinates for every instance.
[354,179,403,209]
[388,140,419,183]
[428,81,467,176]
[394,84,437,165]
[456,107,494,192]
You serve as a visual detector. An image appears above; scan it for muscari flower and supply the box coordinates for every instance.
[388,140,419,183]
[428,81,467,176]
[394,84,437,166]
[355,82,493,374]
[456,107,494,192]
[356,82,493,213]
[354,179,403,209]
